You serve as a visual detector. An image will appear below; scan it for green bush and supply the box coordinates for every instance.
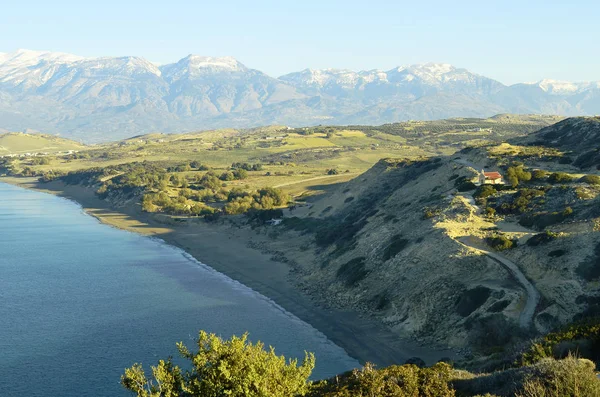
[474,185,497,200]
[122,331,315,397]
[519,207,573,230]
[506,165,532,187]
[548,172,574,183]
[309,362,455,397]
[527,231,559,246]
[519,319,600,366]
[457,181,477,191]
[484,207,496,217]
[486,234,516,251]
[515,356,600,397]
[531,169,549,181]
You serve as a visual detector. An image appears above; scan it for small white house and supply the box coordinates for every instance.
[478,170,504,185]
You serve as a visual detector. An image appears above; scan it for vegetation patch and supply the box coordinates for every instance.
[548,172,575,184]
[310,362,455,397]
[580,174,600,185]
[486,234,517,251]
[577,242,600,281]
[519,207,574,230]
[382,234,410,261]
[492,188,546,215]
[474,185,497,200]
[506,164,532,187]
[527,231,559,246]
[549,249,568,258]
[519,318,600,366]
[456,286,492,317]
[454,175,477,191]
[336,257,368,286]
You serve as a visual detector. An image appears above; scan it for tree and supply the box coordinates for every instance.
[506,165,532,188]
[233,168,248,180]
[121,331,315,397]
[532,169,549,181]
[549,172,574,184]
[219,171,235,181]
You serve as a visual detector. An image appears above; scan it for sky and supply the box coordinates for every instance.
[1,0,598,85]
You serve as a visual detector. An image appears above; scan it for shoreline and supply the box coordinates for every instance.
[0,176,454,368]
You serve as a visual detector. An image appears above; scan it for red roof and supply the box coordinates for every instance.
[484,171,502,179]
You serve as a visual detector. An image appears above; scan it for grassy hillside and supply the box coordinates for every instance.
[0,132,85,155]
[0,115,561,197]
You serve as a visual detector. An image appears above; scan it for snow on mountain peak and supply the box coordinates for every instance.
[183,55,244,71]
[534,79,590,94]
[1,49,84,67]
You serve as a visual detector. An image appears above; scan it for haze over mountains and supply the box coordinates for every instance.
[1,49,599,142]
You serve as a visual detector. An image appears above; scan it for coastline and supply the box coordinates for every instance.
[0,176,454,367]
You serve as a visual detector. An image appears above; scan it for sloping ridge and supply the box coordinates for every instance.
[517,116,600,170]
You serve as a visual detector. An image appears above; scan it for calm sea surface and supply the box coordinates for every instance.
[0,182,359,396]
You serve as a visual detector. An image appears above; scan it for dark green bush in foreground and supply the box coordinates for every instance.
[519,318,600,367]
[122,331,314,397]
[122,330,600,397]
[309,362,456,397]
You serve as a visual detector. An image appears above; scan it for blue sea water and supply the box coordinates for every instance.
[0,182,359,396]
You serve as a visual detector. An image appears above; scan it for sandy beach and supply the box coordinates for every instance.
[0,176,453,367]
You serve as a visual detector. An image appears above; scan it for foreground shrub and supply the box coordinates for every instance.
[309,362,455,397]
[122,331,315,397]
[454,357,600,397]
[515,356,600,397]
[519,318,600,366]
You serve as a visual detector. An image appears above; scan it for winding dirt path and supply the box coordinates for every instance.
[458,237,540,328]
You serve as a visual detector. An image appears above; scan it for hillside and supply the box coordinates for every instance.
[3,116,600,366]
[0,132,85,155]
[250,117,600,364]
[0,115,559,190]
[519,116,600,169]
[0,49,596,142]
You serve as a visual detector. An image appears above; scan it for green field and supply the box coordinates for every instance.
[0,114,561,215]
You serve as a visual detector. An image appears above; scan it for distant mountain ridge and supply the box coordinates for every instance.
[0,49,599,142]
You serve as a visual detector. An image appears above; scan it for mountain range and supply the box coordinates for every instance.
[1,49,599,142]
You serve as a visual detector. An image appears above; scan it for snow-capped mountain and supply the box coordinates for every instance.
[530,79,600,95]
[0,49,599,142]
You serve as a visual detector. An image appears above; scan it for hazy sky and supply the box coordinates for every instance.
[1,0,598,85]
